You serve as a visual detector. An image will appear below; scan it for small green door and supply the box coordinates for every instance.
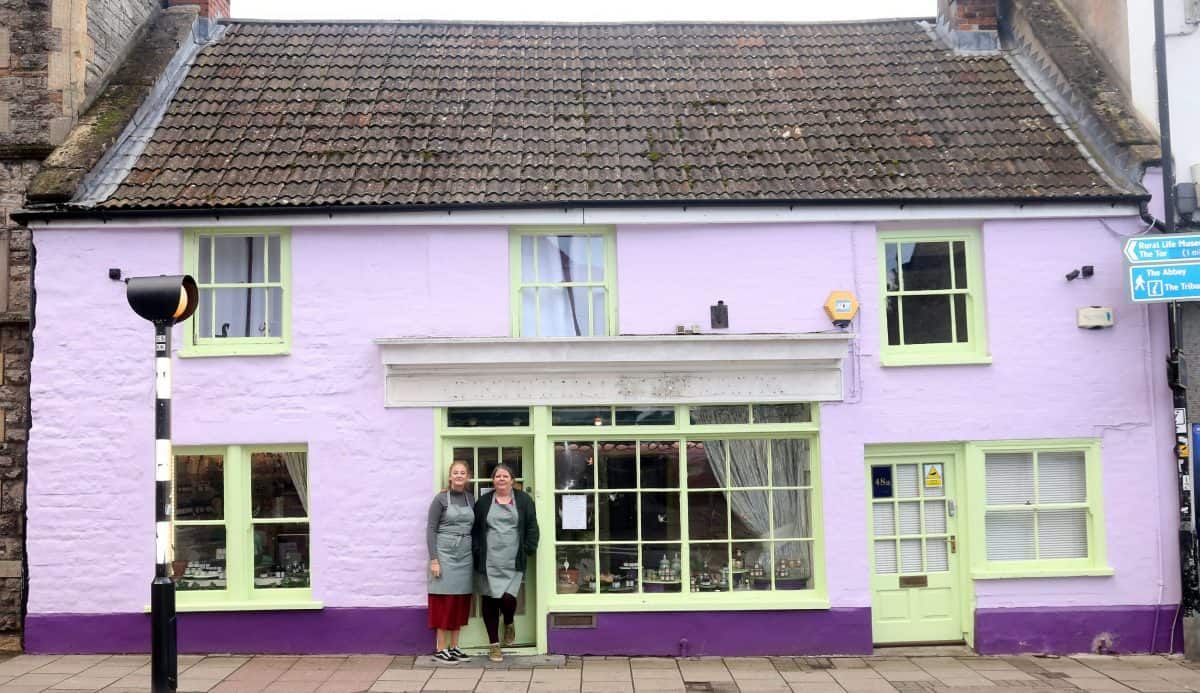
[867,452,963,644]
[442,438,537,649]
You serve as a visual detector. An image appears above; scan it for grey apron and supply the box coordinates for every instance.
[428,492,474,595]
[479,499,523,598]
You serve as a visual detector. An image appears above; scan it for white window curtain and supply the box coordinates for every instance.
[199,235,282,339]
[520,235,605,336]
[282,452,308,515]
[984,451,1086,561]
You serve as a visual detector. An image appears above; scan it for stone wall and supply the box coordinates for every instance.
[86,0,159,106]
[0,1,54,154]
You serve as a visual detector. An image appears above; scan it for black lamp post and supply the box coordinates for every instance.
[126,275,198,693]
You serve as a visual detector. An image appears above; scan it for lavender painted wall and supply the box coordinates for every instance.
[27,213,1179,653]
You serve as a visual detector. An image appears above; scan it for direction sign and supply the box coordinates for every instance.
[1124,234,1200,263]
[1129,262,1200,302]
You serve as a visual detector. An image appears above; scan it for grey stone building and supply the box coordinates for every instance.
[0,0,206,648]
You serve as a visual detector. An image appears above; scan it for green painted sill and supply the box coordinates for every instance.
[971,567,1114,580]
[179,343,290,358]
[880,353,993,368]
[145,600,323,613]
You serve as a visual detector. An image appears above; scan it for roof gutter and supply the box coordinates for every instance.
[12,193,1149,226]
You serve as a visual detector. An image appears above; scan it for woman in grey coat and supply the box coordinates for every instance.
[426,459,474,663]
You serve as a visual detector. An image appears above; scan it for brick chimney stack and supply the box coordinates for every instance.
[936,0,1000,50]
[165,0,229,37]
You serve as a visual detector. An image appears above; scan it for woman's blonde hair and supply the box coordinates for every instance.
[443,459,471,492]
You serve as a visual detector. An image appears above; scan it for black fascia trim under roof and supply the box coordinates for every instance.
[12,193,1149,224]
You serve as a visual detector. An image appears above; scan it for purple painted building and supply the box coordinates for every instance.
[13,4,1183,656]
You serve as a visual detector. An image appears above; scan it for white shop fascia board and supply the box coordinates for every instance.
[376,333,852,407]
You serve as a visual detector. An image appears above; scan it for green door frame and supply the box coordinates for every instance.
[865,443,975,648]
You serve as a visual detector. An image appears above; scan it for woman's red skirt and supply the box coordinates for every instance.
[427,593,472,629]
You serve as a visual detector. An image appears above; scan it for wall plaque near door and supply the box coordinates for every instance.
[871,466,893,498]
[898,575,928,588]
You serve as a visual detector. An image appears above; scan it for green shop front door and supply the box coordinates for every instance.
[442,438,538,649]
[867,450,965,645]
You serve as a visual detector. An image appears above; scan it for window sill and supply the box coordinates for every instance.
[145,600,323,613]
[179,344,290,358]
[880,353,993,368]
[971,567,1113,580]
[545,593,829,613]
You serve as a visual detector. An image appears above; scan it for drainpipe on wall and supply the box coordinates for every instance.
[1153,0,1200,646]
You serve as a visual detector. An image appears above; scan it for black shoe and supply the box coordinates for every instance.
[434,649,459,664]
[448,647,470,660]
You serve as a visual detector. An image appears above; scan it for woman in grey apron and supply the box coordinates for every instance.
[426,459,474,663]
[471,463,539,663]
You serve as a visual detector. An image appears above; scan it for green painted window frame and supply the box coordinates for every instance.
[435,404,828,614]
[509,226,618,337]
[172,444,320,612]
[181,227,292,357]
[877,228,990,367]
[965,439,1112,579]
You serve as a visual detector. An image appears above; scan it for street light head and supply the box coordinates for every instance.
[126,275,199,324]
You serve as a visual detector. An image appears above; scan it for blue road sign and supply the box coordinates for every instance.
[1125,234,1200,263]
[1129,262,1200,302]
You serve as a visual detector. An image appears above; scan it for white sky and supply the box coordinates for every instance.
[230,0,937,23]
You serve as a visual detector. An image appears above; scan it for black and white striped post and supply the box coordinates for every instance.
[127,275,198,693]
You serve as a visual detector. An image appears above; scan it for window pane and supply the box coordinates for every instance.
[753,403,811,424]
[597,442,636,489]
[536,236,564,282]
[642,544,681,592]
[725,439,768,488]
[267,235,281,283]
[477,447,499,480]
[501,447,524,481]
[731,541,769,591]
[555,442,594,491]
[874,540,897,574]
[589,235,605,282]
[687,491,728,540]
[556,493,594,541]
[521,287,537,336]
[985,453,1034,505]
[690,543,729,591]
[197,288,215,338]
[252,522,310,588]
[886,296,901,345]
[772,489,811,539]
[560,235,590,282]
[686,441,722,489]
[521,235,535,282]
[900,538,923,573]
[198,236,213,284]
[884,243,900,291]
[211,287,270,338]
[553,407,610,427]
[599,544,639,593]
[214,235,255,283]
[925,500,947,534]
[953,240,967,288]
[900,241,951,290]
[251,451,308,518]
[774,541,812,589]
[1038,451,1086,504]
[898,501,921,535]
[1037,508,1088,559]
[730,490,769,539]
[985,510,1035,560]
[557,545,595,594]
[538,287,587,337]
[927,538,949,572]
[641,491,681,541]
[591,288,606,336]
[617,408,675,426]
[895,464,919,498]
[175,454,224,521]
[689,405,750,425]
[953,294,968,343]
[900,294,952,344]
[639,441,679,489]
[174,526,226,591]
[598,492,637,541]
[447,407,530,428]
[872,504,895,537]
[771,439,811,487]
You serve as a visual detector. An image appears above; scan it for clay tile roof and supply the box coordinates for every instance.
[98,19,1136,211]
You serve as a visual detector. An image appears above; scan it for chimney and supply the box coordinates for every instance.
[165,0,230,36]
[936,0,1000,51]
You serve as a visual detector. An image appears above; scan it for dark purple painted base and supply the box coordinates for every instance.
[26,608,431,655]
[548,608,874,656]
[975,605,1183,655]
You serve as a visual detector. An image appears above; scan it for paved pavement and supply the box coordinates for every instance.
[0,651,1199,692]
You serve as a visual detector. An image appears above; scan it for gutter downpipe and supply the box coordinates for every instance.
[1154,0,1196,655]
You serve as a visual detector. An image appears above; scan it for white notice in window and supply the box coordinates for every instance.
[562,494,588,530]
